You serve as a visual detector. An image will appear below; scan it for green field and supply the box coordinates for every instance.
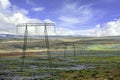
[0,37,120,80]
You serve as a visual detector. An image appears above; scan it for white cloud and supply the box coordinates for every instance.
[10,5,29,15]
[87,19,120,37]
[56,2,120,37]
[0,0,11,9]
[56,27,75,36]
[102,19,120,36]
[0,0,41,28]
[57,2,93,28]
[58,16,79,24]
[43,19,55,23]
[32,7,44,12]
[55,19,120,37]
[0,0,56,35]
[0,0,120,37]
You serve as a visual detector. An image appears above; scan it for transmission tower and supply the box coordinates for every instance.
[72,42,76,59]
[16,23,55,71]
[64,43,67,58]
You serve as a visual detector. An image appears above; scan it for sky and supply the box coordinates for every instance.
[0,0,120,36]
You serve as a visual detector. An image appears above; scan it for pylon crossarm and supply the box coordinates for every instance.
[16,23,56,71]
[17,23,55,27]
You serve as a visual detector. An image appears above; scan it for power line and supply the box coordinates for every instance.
[17,23,56,72]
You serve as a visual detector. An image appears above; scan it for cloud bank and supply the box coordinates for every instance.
[91,19,120,36]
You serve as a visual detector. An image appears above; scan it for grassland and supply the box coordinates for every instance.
[0,37,120,80]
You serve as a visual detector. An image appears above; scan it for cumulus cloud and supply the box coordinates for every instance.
[0,0,11,9]
[0,0,40,29]
[57,19,120,37]
[0,0,56,35]
[88,19,120,36]
[0,0,120,37]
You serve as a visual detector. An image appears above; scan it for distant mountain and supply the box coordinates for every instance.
[0,34,16,38]
[1,33,119,39]
[0,34,81,39]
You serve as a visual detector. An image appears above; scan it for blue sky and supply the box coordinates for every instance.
[0,0,120,36]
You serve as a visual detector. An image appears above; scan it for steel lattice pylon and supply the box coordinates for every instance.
[16,23,55,71]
